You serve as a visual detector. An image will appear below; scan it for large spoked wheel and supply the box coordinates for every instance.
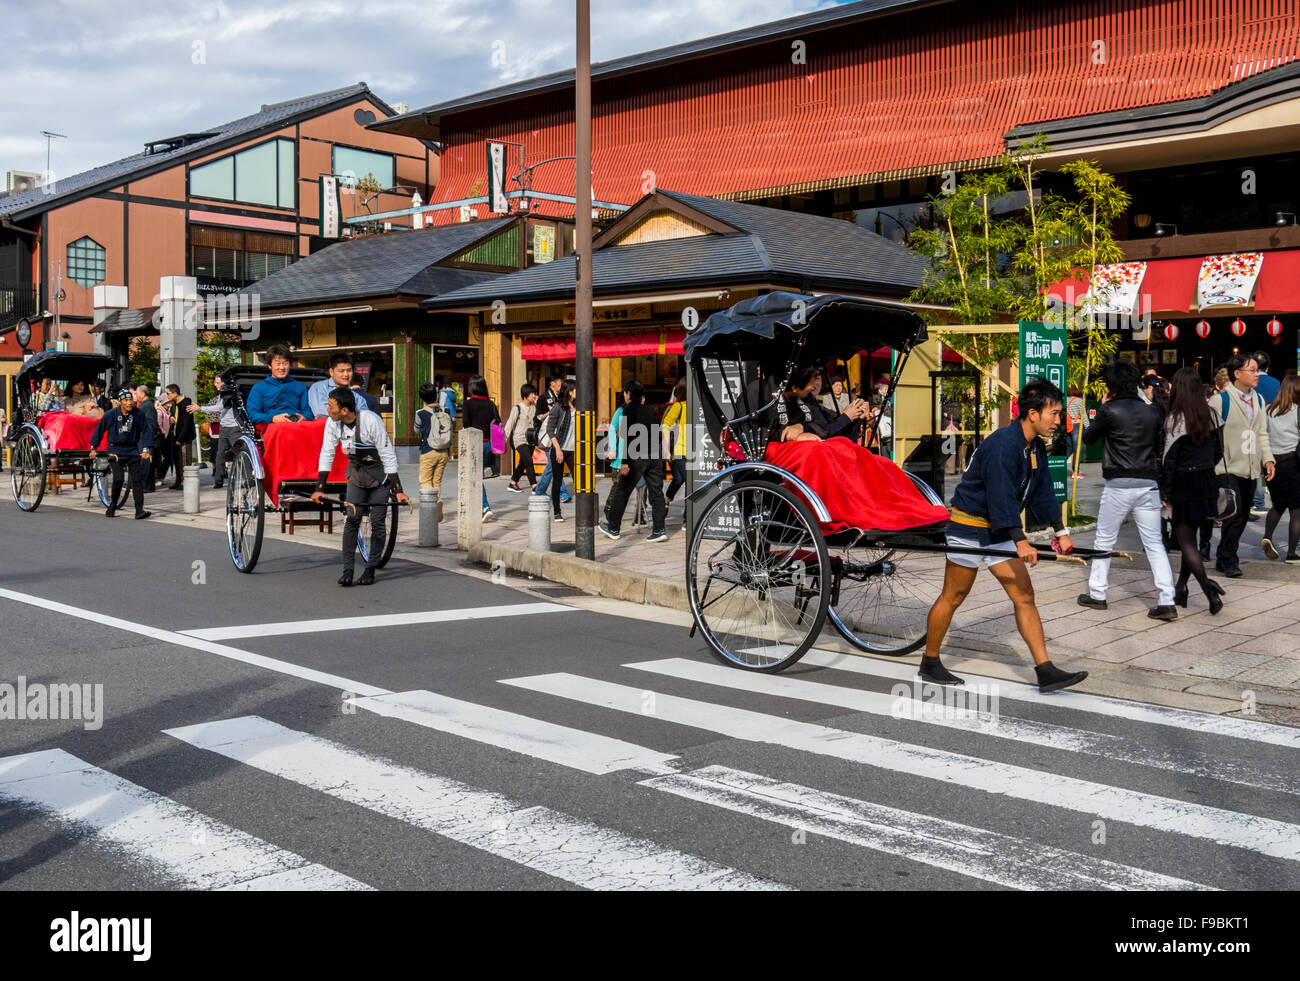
[687,481,831,672]
[357,500,399,569]
[10,430,47,512]
[226,444,265,573]
[827,535,946,655]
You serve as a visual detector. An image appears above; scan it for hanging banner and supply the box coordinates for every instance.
[486,142,508,214]
[1197,252,1263,308]
[319,175,341,239]
[1083,261,1147,316]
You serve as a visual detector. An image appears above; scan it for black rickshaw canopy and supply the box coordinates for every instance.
[14,351,115,389]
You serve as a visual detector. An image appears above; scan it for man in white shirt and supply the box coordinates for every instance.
[312,386,408,586]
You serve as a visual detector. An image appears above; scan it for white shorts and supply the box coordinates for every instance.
[945,531,1017,569]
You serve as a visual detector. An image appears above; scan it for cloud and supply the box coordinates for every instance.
[1,0,839,178]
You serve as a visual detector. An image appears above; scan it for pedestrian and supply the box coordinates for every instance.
[1261,372,1300,563]
[819,376,852,416]
[311,386,408,586]
[1065,384,1085,476]
[921,378,1088,693]
[542,380,575,522]
[600,379,668,542]
[1212,366,1230,396]
[603,397,628,523]
[662,379,688,504]
[435,375,458,420]
[89,389,155,520]
[532,374,571,504]
[504,383,539,493]
[191,374,238,489]
[246,344,313,425]
[414,382,453,521]
[1212,354,1275,577]
[309,354,377,417]
[133,385,159,492]
[1161,367,1227,614]
[163,384,196,490]
[462,374,499,522]
[1250,350,1279,518]
[1077,360,1177,620]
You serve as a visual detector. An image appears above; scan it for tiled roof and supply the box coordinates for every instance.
[231,218,514,309]
[423,191,925,309]
[0,83,391,220]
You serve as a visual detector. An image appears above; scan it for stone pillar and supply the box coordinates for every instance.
[419,487,439,547]
[91,285,128,363]
[158,275,198,402]
[457,428,483,550]
[527,495,552,552]
[182,464,200,514]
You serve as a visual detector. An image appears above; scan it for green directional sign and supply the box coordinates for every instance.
[1019,321,1069,504]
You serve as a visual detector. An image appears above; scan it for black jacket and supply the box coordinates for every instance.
[620,402,664,462]
[90,407,155,457]
[1082,394,1164,481]
[168,397,196,444]
[1160,417,1224,501]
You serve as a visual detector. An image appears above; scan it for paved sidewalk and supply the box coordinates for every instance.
[37,454,1300,708]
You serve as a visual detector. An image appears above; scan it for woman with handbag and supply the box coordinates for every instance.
[1262,373,1300,562]
[463,375,500,522]
[543,381,575,521]
[1161,368,1227,614]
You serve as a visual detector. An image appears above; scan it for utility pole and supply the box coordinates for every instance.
[574,0,596,559]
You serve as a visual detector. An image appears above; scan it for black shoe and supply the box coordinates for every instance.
[357,568,376,586]
[1206,579,1226,596]
[104,508,115,518]
[168,483,182,491]
[918,658,965,686]
[1036,661,1088,693]
[134,510,151,520]
[1198,544,1211,559]
[338,571,354,587]
[212,482,223,490]
[1148,605,1178,621]
[1173,584,1188,608]
[1220,564,1243,579]
[1076,593,1108,610]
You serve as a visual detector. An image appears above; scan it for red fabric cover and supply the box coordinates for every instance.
[1139,256,1202,314]
[763,436,950,533]
[1254,249,1300,312]
[521,330,686,360]
[40,412,106,452]
[259,418,347,507]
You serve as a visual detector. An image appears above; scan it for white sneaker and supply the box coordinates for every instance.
[482,507,493,522]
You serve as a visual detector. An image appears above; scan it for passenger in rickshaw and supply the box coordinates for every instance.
[63,379,105,419]
[34,378,64,414]
[247,344,314,425]
[761,365,951,532]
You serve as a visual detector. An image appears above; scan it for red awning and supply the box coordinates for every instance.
[521,329,685,361]
[1255,250,1300,312]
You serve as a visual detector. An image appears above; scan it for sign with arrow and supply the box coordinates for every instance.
[1018,321,1069,503]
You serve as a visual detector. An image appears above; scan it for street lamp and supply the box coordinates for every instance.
[1276,212,1297,227]
[1154,223,1178,237]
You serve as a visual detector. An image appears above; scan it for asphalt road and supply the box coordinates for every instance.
[0,500,1296,892]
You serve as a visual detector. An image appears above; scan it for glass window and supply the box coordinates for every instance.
[278,140,295,209]
[67,237,105,288]
[333,146,394,190]
[234,141,277,207]
[190,155,234,200]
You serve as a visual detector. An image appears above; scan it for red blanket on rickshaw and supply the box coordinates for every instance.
[40,412,107,452]
[259,418,348,507]
[764,436,950,533]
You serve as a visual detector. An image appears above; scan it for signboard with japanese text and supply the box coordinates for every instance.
[562,305,651,326]
[685,358,760,538]
[1018,321,1068,504]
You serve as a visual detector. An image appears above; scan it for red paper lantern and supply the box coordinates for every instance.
[1230,319,1247,337]
[1195,320,1211,338]
[1164,322,1180,341]
[1267,318,1284,337]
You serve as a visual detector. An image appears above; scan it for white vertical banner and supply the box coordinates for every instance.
[487,142,508,213]
[319,175,341,238]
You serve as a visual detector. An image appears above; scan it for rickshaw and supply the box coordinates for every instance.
[684,292,1110,674]
[7,351,130,514]
[218,366,401,573]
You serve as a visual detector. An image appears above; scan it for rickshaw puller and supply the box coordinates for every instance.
[89,389,155,520]
[922,378,1089,693]
[311,386,408,586]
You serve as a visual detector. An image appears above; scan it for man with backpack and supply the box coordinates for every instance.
[415,381,453,522]
[1213,354,1275,577]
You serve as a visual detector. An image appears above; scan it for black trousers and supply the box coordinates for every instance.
[510,444,537,486]
[549,446,573,515]
[665,458,687,502]
[1216,474,1257,569]
[213,428,239,487]
[605,458,666,532]
[342,483,389,573]
[109,455,147,515]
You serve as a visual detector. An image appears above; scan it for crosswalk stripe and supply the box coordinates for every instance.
[642,765,1214,891]
[502,673,1300,863]
[348,690,678,774]
[165,716,785,891]
[624,658,1299,795]
[180,602,572,642]
[797,648,1300,750]
[0,749,368,891]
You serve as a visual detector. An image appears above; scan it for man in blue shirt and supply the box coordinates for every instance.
[922,378,1089,693]
[247,344,313,425]
[308,353,377,418]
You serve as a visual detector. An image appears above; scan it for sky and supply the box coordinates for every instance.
[1,0,843,182]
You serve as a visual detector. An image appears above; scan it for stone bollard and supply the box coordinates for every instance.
[182,464,200,514]
[528,495,552,552]
[458,428,483,550]
[419,487,439,547]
